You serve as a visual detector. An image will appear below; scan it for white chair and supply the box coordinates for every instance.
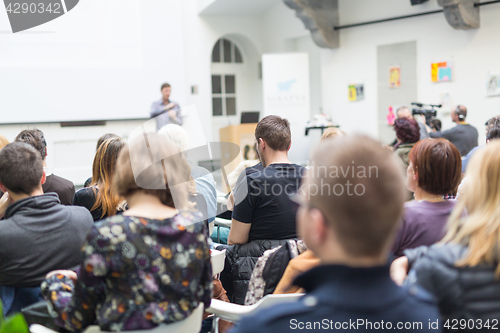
[30,303,204,333]
[211,249,226,275]
[208,220,215,236]
[206,293,304,332]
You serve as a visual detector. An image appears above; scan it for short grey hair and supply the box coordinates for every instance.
[158,124,189,153]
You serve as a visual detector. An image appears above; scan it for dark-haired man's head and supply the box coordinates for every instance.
[297,135,405,265]
[96,133,120,151]
[15,129,47,161]
[254,115,291,167]
[161,83,171,102]
[452,105,467,123]
[0,142,46,199]
[430,119,442,132]
[486,124,500,142]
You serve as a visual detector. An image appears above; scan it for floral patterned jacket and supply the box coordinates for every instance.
[41,212,213,332]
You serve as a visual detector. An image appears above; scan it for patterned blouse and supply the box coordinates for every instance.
[41,212,213,332]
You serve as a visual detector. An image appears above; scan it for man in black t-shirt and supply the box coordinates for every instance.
[229,115,304,244]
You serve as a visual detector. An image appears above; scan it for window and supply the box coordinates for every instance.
[212,74,236,116]
[211,38,243,64]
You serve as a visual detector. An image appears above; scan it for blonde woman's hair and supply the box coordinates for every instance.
[321,128,345,141]
[442,140,500,277]
[0,135,9,150]
[113,133,192,210]
[91,138,126,218]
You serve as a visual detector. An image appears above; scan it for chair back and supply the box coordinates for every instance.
[30,303,204,333]
[211,249,226,275]
[206,293,303,323]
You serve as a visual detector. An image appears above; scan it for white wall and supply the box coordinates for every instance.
[322,0,500,144]
[3,0,500,185]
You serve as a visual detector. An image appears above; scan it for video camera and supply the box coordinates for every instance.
[411,102,441,125]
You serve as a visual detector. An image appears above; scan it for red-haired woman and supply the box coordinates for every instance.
[392,138,462,256]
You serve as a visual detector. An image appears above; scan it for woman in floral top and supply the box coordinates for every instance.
[42,133,213,332]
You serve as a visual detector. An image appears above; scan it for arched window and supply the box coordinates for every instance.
[211,38,243,116]
[212,38,243,63]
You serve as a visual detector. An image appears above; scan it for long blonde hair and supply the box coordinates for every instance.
[91,137,125,218]
[442,140,500,277]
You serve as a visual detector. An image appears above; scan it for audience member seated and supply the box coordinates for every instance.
[231,135,439,333]
[42,133,213,332]
[265,126,346,298]
[429,105,478,156]
[83,133,120,187]
[15,129,75,205]
[457,122,500,199]
[461,116,499,173]
[393,118,421,169]
[0,135,8,198]
[0,143,93,313]
[218,116,304,304]
[392,139,462,257]
[320,127,345,140]
[395,106,429,141]
[430,119,442,133]
[391,140,500,326]
[159,124,217,223]
[229,115,304,244]
[226,157,261,191]
[73,137,125,221]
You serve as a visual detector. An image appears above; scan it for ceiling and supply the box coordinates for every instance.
[198,0,282,16]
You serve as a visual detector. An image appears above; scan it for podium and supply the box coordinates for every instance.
[219,123,258,192]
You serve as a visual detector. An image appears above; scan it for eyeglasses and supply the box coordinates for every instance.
[289,193,331,225]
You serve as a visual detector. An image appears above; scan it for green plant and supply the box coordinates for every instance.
[0,300,29,333]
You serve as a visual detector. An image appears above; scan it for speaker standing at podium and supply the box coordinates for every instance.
[150,83,183,131]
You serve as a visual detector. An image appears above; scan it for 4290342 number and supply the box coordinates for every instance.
[444,319,498,330]
[6,3,62,14]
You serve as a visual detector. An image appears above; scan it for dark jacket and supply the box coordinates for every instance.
[42,174,75,206]
[405,244,500,329]
[217,239,291,304]
[429,124,478,156]
[231,264,440,333]
[0,193,93,287]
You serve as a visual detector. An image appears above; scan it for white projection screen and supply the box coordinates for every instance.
[0,0,186,124]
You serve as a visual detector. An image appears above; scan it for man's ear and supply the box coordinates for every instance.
[308,208,328,247]
[0,183,7,193]
[44,147,48,159]
[287,140,292,152]
[258,138,265,150]
[41,170,46,185]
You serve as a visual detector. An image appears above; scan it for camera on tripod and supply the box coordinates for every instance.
[411,102,441,125]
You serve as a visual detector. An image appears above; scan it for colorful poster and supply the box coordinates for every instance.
[431,62,453,82]
[389,66,401,88]
[348,84,364,102]
[486,75,500,97]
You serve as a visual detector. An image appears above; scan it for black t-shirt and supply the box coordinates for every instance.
[72,187,105,222]
[234,162,264,189]
[42,174,75,206]
[232,163,305,242]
